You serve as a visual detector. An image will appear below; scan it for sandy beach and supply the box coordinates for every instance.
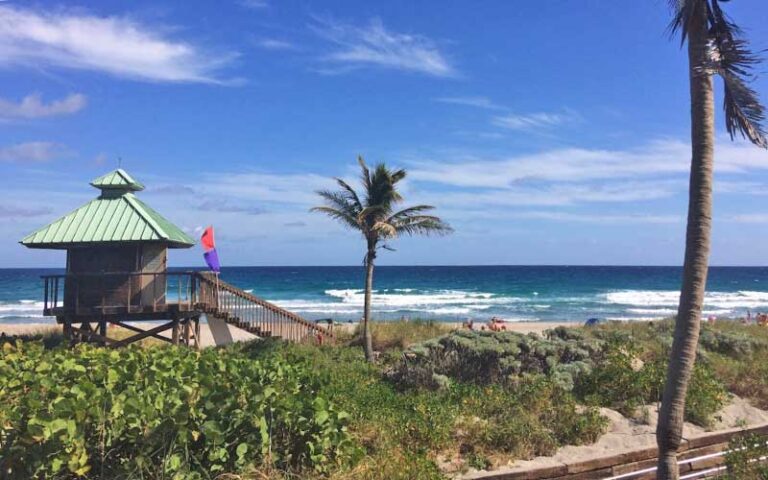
[0,319,576,347]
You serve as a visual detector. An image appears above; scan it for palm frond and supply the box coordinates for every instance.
[392,215,453,237]
[334,177,363,210]
[309,206,360,230]
[371,221,397,238]
[390,168,407,184]
[708,0,767,147]
[386,205,436,223]
[358,156,372,194]
[316,190,360,215]
[667,0,696,43]
[721,72,768,147]
[312,189,362,230]
[357,205,389,226]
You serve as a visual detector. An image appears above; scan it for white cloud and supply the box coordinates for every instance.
[492,111,578,131]
[434,96,504,110]
[0,5,235,83]
[0,205,53,218]
[0,93,86,120]
[239,0,269,8]
[508,211,682,224]
[201,172,332,207]
[313,17,454,77]
[256,38,296,51]
[724,214,768,224]
[417,180,684,209]
[0,141,66,163]
[408,139,768,189]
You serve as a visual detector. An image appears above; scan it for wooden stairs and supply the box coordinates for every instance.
[195,272,334,344]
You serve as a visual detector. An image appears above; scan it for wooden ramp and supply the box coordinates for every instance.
[195,272,334,344]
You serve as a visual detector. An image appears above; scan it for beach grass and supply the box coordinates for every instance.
[342,318,455,352]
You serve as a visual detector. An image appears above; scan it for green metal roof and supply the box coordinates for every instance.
[21,170,194,249]
[90,168,145,191]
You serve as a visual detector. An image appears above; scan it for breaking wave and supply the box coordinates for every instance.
[0,300,49,321]
[603,290,768,317]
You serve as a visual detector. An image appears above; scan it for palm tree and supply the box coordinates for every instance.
[657,1,766,478]
[311,157,452,362]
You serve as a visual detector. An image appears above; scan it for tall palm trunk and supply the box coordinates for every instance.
[362,248,376,362]
[656,2,715,479]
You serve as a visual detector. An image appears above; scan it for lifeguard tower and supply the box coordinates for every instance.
[21,168,333,347]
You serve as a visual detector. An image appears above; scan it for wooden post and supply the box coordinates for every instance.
[62,317,72,342]
[99,318,107,346]
[171,317,180,345]
[183,317,191,346]
[194,316,201,350]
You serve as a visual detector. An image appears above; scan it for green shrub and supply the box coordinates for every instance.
[388,329,604,390]
[698,326,768,358]
[0,341,357,479]
[574,340,728,426]
[250,340,608,475]
[455,379,608,460]
[724,433,768,479]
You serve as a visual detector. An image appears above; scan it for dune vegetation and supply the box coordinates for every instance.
[1,319,767,479]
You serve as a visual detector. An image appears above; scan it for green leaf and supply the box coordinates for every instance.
[236,442,248,459]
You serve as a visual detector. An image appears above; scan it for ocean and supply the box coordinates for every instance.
[1,266,767,324]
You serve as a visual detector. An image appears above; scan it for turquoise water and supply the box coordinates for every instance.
[1,266,767,324]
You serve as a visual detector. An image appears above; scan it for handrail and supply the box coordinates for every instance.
[39,270,334,344]
[195,272,334,343]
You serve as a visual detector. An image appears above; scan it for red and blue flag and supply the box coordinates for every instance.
[201,226,221,272]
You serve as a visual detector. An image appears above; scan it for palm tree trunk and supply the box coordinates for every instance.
[656,3,715,479]
[362,249,375,362]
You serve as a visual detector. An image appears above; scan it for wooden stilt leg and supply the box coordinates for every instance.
[99,319,107,346]
[62,317,74,346]
[194,317,201,350]
[80,321,91,344]
[172,318,180,345]
[183,318,191,346]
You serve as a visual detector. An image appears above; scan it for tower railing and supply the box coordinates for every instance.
[40,271,334,344]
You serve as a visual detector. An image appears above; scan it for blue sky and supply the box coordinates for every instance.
[1,0,767,268]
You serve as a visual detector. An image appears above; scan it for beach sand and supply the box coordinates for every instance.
[0,321,258,348]
[0,320,575,347]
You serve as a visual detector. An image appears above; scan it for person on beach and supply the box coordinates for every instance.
[488,317,507,332]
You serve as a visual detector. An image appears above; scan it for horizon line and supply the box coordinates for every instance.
[2,264,767,269]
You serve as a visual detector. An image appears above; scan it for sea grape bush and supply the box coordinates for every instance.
[388,328,605,390]
[575,339,729,426]
[0,341,357,479]
[590,321,768,359]
[391,327,728,427]
[698,326,768,358]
